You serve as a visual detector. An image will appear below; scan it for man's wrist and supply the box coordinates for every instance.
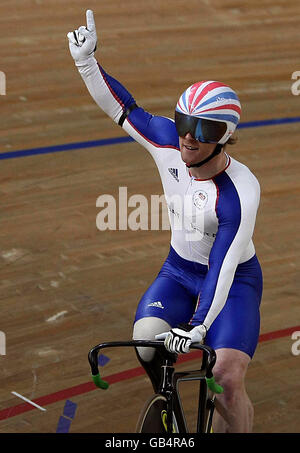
[201,324,208,335]
[75,54,96,67]
[193,324,207,338]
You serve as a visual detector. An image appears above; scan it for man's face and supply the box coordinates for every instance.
[179,133,217,167]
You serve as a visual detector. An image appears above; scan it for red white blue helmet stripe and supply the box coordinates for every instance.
[176,81,241,144]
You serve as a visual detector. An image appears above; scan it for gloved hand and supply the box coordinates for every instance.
[155,323,207,354]
[67,9,97,63]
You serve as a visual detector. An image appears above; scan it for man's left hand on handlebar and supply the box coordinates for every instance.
[155,323,207,354]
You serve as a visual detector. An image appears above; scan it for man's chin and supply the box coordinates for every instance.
[180,152,197,167]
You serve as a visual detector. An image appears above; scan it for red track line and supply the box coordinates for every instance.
[0,325,299,422]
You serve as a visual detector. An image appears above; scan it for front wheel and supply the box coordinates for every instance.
[135,394,179,433]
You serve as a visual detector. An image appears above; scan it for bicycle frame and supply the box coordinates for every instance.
[172,365,216,432]
[158,345,215,432]
[88,340,223,433]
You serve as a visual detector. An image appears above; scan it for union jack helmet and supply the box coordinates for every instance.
[175,81,241,145]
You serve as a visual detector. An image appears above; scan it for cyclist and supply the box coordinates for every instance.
[68,10,263,433]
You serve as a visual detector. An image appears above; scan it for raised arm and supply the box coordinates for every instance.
[67,10,179,155]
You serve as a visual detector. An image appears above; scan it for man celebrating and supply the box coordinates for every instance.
[67,10,263,432]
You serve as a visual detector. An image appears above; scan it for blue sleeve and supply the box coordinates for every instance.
[99,65,136,112]
[126,108,180,149]
[99,65,180,150]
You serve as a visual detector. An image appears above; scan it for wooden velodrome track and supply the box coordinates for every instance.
[0,0,299,434]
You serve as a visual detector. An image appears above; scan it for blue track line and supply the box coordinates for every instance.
[1,116,300,161]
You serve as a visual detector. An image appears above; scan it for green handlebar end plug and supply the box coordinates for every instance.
[206,376,224,394]
[92,373,109,390]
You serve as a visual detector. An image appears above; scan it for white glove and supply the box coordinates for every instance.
[67,10,98,64]
[155,324,207,354]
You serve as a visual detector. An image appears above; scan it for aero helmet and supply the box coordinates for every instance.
[175,81,241,145]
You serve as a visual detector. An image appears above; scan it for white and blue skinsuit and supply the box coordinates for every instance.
[76,57,263,358]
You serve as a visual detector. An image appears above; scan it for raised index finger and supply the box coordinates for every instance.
[86,9,95,31]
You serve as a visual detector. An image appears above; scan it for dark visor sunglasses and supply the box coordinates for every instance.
[175,111,227,143]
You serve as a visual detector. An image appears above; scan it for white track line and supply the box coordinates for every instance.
[46,310,68,322]
[11,391,47,411]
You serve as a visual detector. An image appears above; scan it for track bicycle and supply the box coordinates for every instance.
[88,339,223,433]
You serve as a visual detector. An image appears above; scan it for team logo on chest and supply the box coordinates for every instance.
[192,190,208,210]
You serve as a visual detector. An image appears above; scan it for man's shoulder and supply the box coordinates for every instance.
[226,156,260,192]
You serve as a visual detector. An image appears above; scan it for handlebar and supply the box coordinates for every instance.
[88,340,223,394]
